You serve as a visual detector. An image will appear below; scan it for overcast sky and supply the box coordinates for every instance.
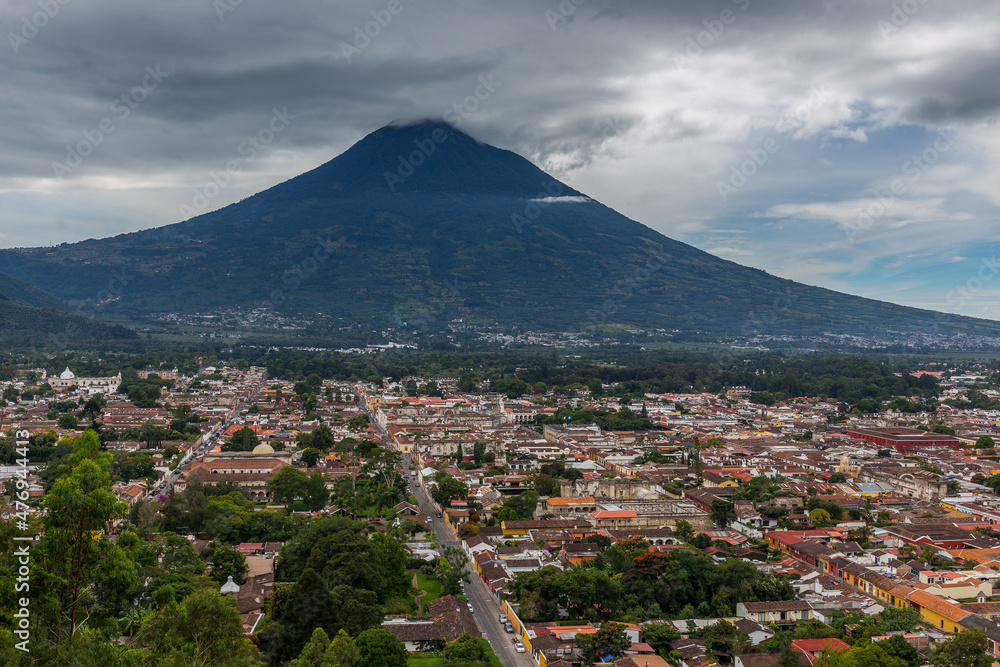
[2,0,999,319]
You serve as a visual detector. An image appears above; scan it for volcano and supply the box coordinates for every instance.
[0,120,994,340]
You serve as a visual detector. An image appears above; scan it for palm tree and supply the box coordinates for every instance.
[118,606,146,636]
[849,524,874,548]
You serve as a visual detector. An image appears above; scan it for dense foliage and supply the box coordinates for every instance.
[261,516,409,664]
[510,540,796,622]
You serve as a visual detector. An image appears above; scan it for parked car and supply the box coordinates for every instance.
[498,614,505,622]
[437,512,443,518]
[505,623,514,633]
[515,643,525,653]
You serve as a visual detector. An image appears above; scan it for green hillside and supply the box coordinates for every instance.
[0,295,137,347]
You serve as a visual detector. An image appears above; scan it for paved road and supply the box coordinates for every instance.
[154,378,266,496]
[402,455,534,667]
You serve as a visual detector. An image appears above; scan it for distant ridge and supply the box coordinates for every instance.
[0,270,136,346]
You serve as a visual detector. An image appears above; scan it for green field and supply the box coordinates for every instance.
[407,658,439,667]
[416,573,443,604]
[407,645,502,667]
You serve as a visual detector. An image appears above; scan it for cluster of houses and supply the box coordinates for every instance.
[9,363,1000,663]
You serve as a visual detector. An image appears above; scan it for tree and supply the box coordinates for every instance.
[702,619,750,658]
[882,634,921,667]
[734,475,781,502]
[977,435,995,449]
[223,426,260,452]
[533,472,558,496]
[503,489,540,519]
[749,391,776,406]
[157,532,202,575]
[289,627,333,667]
[930,628,990,667]
[355,628,407,667]
[438,634,492,665]
[828,472,847,483]
[809,508,833,526]
[57,412,79,430]
[205,543,247,585]
[140,588,260,667]
[32,431,133,648]
[347,414,370,431]
[690,533,712,549]
[268,465,310,505]
[817,644,906,667]
[432,476,469,507]
[301,447,322,468]
[327,628,360,667]
[711,499,736,527]
[642,623,681,656]
[674,519,695,542]
[305,470,330,511]
[328,585,384,636]
[260,568,338,664]
[435,546,471,596]
[932,423,957,436]
[577,622,631,665]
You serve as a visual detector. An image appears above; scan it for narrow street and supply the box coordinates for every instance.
[402,455,535,667]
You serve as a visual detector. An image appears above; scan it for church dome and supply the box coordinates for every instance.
[60,367,76,380]
[251,443,275,455]
[220,575,240,595]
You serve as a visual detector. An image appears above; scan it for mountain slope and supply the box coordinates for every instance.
[0,271,66,310]
[0,120,994,339]
[0,294,136,347]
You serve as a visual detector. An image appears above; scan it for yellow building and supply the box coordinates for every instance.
[908,590,971,633]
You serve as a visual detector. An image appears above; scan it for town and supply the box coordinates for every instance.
[4,352,1000,666]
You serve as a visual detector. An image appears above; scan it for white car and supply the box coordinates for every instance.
[515,643,525,653]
